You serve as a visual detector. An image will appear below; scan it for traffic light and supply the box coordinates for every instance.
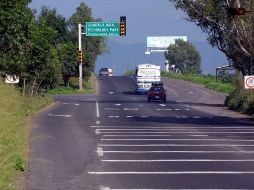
[81,25,85,33]
[120,16,126,36]
[227,7,248,16]
[78,50,82,64]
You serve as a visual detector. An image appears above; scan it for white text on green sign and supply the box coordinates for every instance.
[86,22,120,36]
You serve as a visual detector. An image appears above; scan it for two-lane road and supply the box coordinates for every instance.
[27,76,254,190]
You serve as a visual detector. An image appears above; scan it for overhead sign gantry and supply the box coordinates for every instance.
[77,16,126,90]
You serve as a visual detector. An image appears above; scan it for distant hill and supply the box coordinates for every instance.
[95,39,228,76]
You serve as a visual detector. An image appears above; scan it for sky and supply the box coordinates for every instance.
[28,0,227,75]
[29,0,208,45]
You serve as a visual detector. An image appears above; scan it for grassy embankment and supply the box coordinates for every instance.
[0,80,52,190]
[161,71,234,94]
[0,75,96,189]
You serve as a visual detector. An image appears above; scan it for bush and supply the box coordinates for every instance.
[225,74,254,114]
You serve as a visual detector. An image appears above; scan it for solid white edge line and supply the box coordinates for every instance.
[98,132,254,134]
[103,135,173,137]
[96,101,100,118]
[101,188,250,190]
[88,171,254,174]
[98,144,254,147]
[89,126,254,129]
[101,159,254,162]
[96,150,254,154]
[100,138,254,142]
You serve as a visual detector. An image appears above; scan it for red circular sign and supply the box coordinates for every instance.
[246,77,254,88]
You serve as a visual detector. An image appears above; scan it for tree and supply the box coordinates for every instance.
[25,22,61,95]
[58,43,78,86]
[37,6,69,45]
[0,0,34,77]
[169,0,254,76]
[165,39,201,73]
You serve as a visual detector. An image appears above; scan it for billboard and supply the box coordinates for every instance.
[147,36,187,48]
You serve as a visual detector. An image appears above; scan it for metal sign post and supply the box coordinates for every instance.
[78,24,84,90]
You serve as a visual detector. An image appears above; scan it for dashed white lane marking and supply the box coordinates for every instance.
[47,114,71,118]
[159,104,167,107]
[114,104,122,106]
[189,91,194,94]
[108,91,115,94]
[96,101,100,118]
[105,108,121,111]
[97,147,104,157]
[96,150,254,154]
[156,109,172,111]
[89,171,254,175]
[189,135,209,137]
[62,103,80,106]
[98,144,254,147]
[176,116,188,119]
[107,116,149,118]
[123,108,139,111]
[100,138,254,142]
[140,116,148,118]
[174,108,181,111]
[185,108,191,111]
[95,129,101,135]
[101,159,254,162]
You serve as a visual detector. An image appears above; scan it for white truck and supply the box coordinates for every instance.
[135,64,161,94]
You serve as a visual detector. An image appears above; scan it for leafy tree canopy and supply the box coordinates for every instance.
[170,0,254,75]
[165,39,201,74]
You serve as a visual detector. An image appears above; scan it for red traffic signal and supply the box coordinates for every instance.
[120,16,126,36]
[228,7,248,15]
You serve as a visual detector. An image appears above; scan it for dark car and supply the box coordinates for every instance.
[99,68,109,76]
[151,81,163,88]
[147,86,166,102]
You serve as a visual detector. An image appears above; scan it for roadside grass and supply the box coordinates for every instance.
[0,80,52,190]
[48,74,96,95]
[0,74,96,189]
[161,71,234,94]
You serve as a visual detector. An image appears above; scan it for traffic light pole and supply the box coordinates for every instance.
[78,24,83,90]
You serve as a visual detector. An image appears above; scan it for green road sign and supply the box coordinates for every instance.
[86,22,120,36]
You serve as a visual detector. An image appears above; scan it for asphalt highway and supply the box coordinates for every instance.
[27,76,254,190]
